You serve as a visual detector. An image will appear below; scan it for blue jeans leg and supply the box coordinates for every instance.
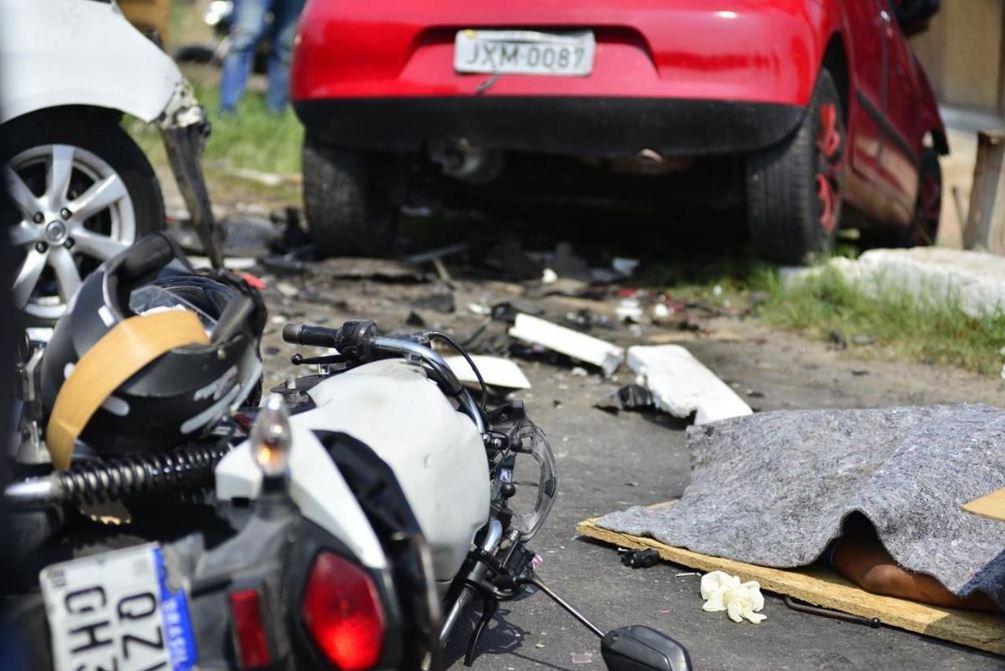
[264,0,306,113]
[219,0,271,113]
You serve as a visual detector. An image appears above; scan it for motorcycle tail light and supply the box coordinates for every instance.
[229,588,272,668]
[301,551,385,671]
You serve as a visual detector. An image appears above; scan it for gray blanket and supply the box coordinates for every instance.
[597,404,1005,607]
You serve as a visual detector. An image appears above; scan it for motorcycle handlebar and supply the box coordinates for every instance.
[282,323,342,348]
[283,321,486,434]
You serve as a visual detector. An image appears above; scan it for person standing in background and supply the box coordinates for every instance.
[219,0,306,115]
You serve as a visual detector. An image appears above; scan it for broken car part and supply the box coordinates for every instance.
[627,345,752,424]
[509,313,624,376]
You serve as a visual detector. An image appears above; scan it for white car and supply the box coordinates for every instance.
[1,0,219,324]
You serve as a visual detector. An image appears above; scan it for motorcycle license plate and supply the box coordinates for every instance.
[454,30,595,76]
[39,543,197,671]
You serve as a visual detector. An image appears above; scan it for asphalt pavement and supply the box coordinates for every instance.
[257,269,1004,671]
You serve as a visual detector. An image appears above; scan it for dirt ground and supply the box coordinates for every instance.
[245,260,1003,671]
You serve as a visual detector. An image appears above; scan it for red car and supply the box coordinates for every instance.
[291,0,946,264]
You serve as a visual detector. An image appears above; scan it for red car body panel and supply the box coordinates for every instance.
[291,0,947,227]
[292,0,827,105]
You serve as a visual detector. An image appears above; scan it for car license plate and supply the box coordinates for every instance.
[454,30,595,76]
[40,543,197,671]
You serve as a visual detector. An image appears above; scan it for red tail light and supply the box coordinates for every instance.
[229,588,272,668]
[301,551,385,671]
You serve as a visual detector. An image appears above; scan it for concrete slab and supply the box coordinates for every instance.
[786,247,1005,318]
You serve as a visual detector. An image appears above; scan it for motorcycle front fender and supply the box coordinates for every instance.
[215,424,390,572]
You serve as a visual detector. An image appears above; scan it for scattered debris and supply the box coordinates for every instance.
[570,367,589,377]
[594,385,655,415]
[828,330,848,350]
[275,281,299,298]
[550,242,592,281]
[541,268,559,284]
[619,548,660,569]
[615,298,643,323]
[626,345,753,424]
[187,256,257,271]
[468,302,491,316]
[445,355,531,390]
[509,314,624,375]
[570,651,594,664]
[413,292,455,314]
[485,238,543,279]
[312,257,424,282]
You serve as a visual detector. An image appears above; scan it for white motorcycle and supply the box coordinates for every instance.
[1,0,223,324]
[6,317,692,671]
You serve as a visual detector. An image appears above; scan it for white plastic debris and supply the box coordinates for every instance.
[187,255,257,270]
[541,268,558,284]
[627,345,752,425]
[700,571,767,624]
[615,298,644,323]
[651,303,672,323]
[445,355,531,390]
[467,302,491,316]
[509,313,624,375]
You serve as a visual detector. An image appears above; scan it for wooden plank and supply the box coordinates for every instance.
[963,129,1005,255]
[577,515,1005,656]
[963,487,1005,522]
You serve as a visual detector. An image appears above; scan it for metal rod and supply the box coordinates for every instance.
[783,596,881,628]
[527,576,605,639]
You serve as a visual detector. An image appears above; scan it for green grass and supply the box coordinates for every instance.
[643,251,1005,376]
[757,265,1005,376]
[128,70,303,176]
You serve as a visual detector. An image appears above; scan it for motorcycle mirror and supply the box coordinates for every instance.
[601,625,692,671]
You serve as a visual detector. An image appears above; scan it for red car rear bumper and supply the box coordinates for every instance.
[294,96,804,157]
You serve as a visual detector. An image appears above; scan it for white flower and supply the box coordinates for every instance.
[700,571,767,624]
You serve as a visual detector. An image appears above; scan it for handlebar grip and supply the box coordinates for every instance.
[282,323,341,348]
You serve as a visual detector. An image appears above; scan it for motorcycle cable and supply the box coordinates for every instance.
[424,330,489,418]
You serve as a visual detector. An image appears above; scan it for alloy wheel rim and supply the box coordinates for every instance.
[814,102,844,235]
[5,144,137,320]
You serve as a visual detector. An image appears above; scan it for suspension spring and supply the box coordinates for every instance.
[58,442,232,506]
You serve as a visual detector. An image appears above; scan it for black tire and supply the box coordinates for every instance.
[2,107,165,325]
[747,70,846,264]
[900,147,942,247]
[1,108,165,233]
[302,139,397,258]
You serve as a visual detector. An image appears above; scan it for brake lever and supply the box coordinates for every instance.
[290,353,346,366]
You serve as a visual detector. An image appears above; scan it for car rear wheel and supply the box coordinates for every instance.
[900,147,942,247]
[302,140,397,258]
[747,69,846,264]
[2,108,164,324]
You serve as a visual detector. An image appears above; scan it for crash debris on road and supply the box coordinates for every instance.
[626,345,752,425]
[508,313,625,376]
[445,355,532,391]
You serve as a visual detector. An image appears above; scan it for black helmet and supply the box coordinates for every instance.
[40,234,265,458]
